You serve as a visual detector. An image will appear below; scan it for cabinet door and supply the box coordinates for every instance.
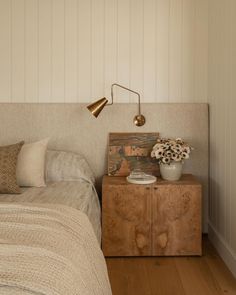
[152,185,202,256]
[102,185,152,256]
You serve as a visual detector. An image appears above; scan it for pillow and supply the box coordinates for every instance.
[16,138,49,187]
[0,141,24,194]
[46,150,95,184]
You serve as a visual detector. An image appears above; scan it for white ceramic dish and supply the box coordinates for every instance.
[126,175,157,185]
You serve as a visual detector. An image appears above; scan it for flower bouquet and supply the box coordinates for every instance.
[151,138,193,181]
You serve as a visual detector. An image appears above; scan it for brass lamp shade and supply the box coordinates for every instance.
[87,97,108,118]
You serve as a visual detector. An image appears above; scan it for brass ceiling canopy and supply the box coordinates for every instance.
[87,83,146,127]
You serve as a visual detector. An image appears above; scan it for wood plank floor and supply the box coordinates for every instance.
[106,237,236,295]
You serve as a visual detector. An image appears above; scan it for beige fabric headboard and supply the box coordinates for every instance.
[0,103,209,231]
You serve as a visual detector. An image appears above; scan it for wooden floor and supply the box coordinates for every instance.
[106,237,236,295]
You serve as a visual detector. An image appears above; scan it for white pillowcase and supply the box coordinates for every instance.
[46,150,95,184]
[16,138,49,187]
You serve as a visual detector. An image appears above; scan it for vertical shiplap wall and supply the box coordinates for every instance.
[0,0,208,103]
[208,0,236,276]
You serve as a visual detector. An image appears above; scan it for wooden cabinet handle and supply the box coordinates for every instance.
[154,187,158,190]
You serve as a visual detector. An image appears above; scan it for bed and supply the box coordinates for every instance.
[0,150,112,294]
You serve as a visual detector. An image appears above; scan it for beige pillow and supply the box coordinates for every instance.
[16,138,49,187]
[0,141,24,194]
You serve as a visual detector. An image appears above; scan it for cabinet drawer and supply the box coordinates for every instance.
[102,185,152,256]
[152,185,202,256]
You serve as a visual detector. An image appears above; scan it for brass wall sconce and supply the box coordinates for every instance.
[87,83,146,127]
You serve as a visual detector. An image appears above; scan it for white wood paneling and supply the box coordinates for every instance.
[229,0,236,253]
[0,0,208,103]
[52,0,65,102]
[65,0,77,102]
[25,0,38,102]
[155,0,170,102]
[169,0,182,102]
[117,0,130,102]
[130,0,144,102]
[91,0,105,100]
[208,0,236,275]
[143,0,156,102]
[182,0,195,101]
[104,0,117,99]
[0,0,11,102]
[38,0,52,102]
[229,0,236,251]
[195,0,208,102]
[11,0,25,102]
[77,0,91,102]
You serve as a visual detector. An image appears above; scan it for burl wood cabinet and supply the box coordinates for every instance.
[102,175,202,257]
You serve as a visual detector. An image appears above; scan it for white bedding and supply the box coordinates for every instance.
[0,180,101,241]
[0,203,112,295]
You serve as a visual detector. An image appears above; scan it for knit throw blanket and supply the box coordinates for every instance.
[0,203,112,295]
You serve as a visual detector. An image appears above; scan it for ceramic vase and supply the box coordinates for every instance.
[160,161,183,181]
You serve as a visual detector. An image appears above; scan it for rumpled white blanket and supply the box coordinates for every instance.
[0,203,112,295]
[0,181,101,242]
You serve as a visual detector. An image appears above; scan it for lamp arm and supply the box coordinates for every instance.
[108,83,141,116]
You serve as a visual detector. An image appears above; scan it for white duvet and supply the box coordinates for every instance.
[0,203,112,295]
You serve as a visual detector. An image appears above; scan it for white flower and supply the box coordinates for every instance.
[151,150,156,158]
[164,143,171,149]
[182,152,189,159]
[171,144,183,154]
[163,144,169,150]
[155,150,164,159]
[165,150,172,157]
[162,157,171,164]
[182,146,191,154]
[152,143,164,151]
[176,138,183,144]
[172,153,182,162]
[169,140,176,145]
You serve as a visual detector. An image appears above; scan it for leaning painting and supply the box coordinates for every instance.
[108,133,160,176]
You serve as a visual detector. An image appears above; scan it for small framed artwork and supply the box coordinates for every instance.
[108,132,160,176]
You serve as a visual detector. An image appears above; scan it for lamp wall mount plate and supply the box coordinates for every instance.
[133,114,146,127]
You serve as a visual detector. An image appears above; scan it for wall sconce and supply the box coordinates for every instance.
[87,83,146,127]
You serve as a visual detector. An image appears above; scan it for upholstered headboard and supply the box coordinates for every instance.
[0,103,209,230]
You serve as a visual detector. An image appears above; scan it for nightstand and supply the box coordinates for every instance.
[102,174,202,257]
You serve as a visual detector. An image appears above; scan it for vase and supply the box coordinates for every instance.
[160,161,183,181]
